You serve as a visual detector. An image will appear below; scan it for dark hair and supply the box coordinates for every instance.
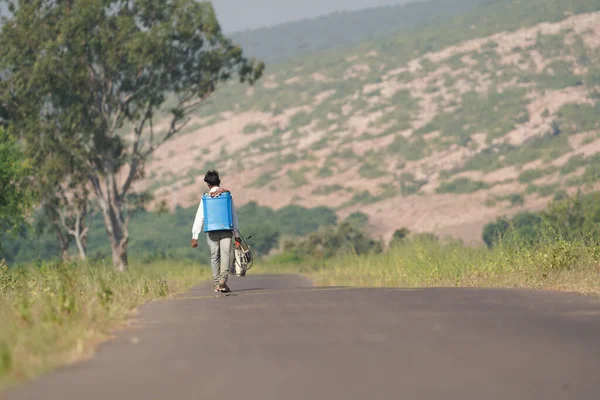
[204,170,220,186]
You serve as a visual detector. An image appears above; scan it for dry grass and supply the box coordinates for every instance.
[262,234,600,296]
[0,259,210,391]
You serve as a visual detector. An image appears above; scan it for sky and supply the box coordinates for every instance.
[209,0,418,33]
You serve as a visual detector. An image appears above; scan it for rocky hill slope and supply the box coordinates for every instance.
[138,1,600,245]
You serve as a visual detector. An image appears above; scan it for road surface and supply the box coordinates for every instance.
[4,274,600,400]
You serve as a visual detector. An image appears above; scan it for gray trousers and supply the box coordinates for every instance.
[206,230,233,284]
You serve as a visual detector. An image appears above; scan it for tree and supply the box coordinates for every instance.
[1,0,263,270]
[0,128,32,236]
[283,222,382,259]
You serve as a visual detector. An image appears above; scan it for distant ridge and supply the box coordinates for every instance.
[229,0,488,63]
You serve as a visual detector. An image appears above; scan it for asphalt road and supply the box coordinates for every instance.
[4,274,600,400]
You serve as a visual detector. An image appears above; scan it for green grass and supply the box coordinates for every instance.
[0,260,210,391]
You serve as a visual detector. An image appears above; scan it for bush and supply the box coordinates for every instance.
[482,192,600,248]
[289,111,313,128]
[358,163,384,179]
[344,212,369,230]
[242,123,268,134]
[389,227,411,245]
[283,222,382,259]
[398,172,427,196]
[482,212,542,248]
[312,185,344,196]
[555,103,600,134]
[286,168,310,188]
[518,169,544,183]
[436,177,489,194]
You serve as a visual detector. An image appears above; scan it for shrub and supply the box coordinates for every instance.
[289,111,313,128]
[518,168,545,183]
[283,222,382,259]
[358,163,384,179]
[436,177,489,194]
[242,123,268,134]
[398,172,427,196]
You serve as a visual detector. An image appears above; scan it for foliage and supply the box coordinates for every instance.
[1,202,338,263]
[0,128,32,236]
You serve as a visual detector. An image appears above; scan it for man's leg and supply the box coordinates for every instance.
[218,232,233,284]
[206,232,221,286]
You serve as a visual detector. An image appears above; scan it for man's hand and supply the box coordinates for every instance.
[191,239,198,248]
[210,188,230,197]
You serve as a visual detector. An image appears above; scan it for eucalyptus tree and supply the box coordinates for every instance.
[1,0,263,270]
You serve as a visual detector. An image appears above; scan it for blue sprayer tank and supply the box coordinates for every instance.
[202,192,234,232]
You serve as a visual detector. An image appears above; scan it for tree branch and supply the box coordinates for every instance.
[120,105,152,197]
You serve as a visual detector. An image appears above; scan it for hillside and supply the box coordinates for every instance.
[229,0,487,63]
[139,0,600,246]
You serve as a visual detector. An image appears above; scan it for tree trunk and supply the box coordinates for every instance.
[55,229,70,262]
[94,174,129,271]
[111,238,128,272]
[72,212,88,261]
[58,207,89,262]
[74,232,87,261]
[99,203,129,271]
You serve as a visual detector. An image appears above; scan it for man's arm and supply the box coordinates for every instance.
[191,198,204,247]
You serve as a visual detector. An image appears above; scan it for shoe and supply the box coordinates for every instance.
[214,284,221,292]
[218,280,231,293]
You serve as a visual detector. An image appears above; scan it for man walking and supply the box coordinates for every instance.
[191,170,240,293]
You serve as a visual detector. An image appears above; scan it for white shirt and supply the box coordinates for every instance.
[192,186,239,239]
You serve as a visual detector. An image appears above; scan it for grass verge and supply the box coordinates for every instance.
[261,235,600,296]
[0,259,210,392]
